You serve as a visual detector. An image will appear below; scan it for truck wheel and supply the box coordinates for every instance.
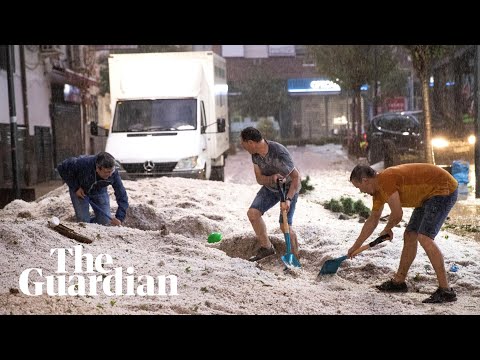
[200,166,207,180]
[210,166,225,182]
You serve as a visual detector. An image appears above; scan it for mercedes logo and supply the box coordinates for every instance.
[143,160,155,172]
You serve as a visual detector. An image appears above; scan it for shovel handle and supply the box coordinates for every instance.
[277,179,290,233]
[281,209,290,233]
[85,196,112,221]
[351,234,390,257]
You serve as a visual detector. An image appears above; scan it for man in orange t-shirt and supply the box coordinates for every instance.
[348,163,458,304]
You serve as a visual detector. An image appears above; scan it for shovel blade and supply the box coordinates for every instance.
[282,231,301,268]
[319,255,348,275]
[282,253,301,268]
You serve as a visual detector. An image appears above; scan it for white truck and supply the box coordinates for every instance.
[105,51,229,181]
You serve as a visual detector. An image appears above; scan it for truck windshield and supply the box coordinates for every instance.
[112,99,197,133]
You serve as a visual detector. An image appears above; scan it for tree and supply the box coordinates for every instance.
[403,45,452,164]
[234,68,291,121]
[307,45,396,155]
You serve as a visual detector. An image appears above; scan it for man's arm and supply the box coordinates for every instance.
[382,191,403,234]
[111,171,129,222]
[253,164,280,186]
[285,168,301,199]
[56,157,80,191]
[347,206,383,257]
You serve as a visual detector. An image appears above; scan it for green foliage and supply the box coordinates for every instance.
[372,66,409,101]
[324,199,343,212]
[353,199,371,218]
[306,45,397,140]
[340,196,355,215]
[257,118,279,141]
[403,45,452,81]
[324,196,370,218]
[300,175,314,195]
[307,45,397,93]
[402,45,454,164]
[234,68,291,120]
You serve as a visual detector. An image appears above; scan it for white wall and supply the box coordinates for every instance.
[0,46,24,127]
[0,46,52,136]
[24,48,51,135]
[222,45,244,57]
[244,45,268,58]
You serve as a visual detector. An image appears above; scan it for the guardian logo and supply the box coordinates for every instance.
[19,245,178,296]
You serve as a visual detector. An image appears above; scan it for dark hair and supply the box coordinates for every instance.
[350,165,376,182]
[240,127,263,142]
[96,151,116,169]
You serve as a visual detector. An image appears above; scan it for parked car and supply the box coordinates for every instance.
[365,111,423,166]
[366,110,476,167]
[411,111,475,166]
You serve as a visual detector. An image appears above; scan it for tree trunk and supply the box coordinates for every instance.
[420,75,434,164]
[355,89,362,138]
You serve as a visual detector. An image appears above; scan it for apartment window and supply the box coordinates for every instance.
[67,45,82,70]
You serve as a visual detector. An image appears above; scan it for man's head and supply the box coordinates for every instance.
[350,164,377,195]
[240,127,263,154]
[95,152,116,179]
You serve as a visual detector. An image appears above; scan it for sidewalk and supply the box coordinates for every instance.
[33,180,64,199]
[0,179,64,209]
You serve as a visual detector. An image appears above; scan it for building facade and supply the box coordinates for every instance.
[0,45,102,203]
[213,45,352,142]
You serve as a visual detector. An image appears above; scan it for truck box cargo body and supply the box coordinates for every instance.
[105,51,229,181]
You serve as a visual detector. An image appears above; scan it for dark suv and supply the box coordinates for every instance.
[365,111,423,165]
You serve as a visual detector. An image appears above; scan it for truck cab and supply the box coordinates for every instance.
[105,51,229,181]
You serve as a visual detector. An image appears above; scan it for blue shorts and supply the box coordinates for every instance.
[250,186,298,225]
[406,188,458,239]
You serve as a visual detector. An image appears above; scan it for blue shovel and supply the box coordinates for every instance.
[318,233,390,275]
[278,179,301,269]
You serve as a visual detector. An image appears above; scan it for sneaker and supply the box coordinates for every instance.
[422,287,457,303]
[249,245,275,262]
[376,279,408,293]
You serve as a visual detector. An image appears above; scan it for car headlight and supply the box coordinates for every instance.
[174,156,199,171]
[468,135,476,144]
[431,138,449,148]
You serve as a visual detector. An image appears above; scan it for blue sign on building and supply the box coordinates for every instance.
[287,78,341,94]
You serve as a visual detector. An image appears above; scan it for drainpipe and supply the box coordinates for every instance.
[19,45,31,186]
[6,45,20,198]
[475,45,480,198]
